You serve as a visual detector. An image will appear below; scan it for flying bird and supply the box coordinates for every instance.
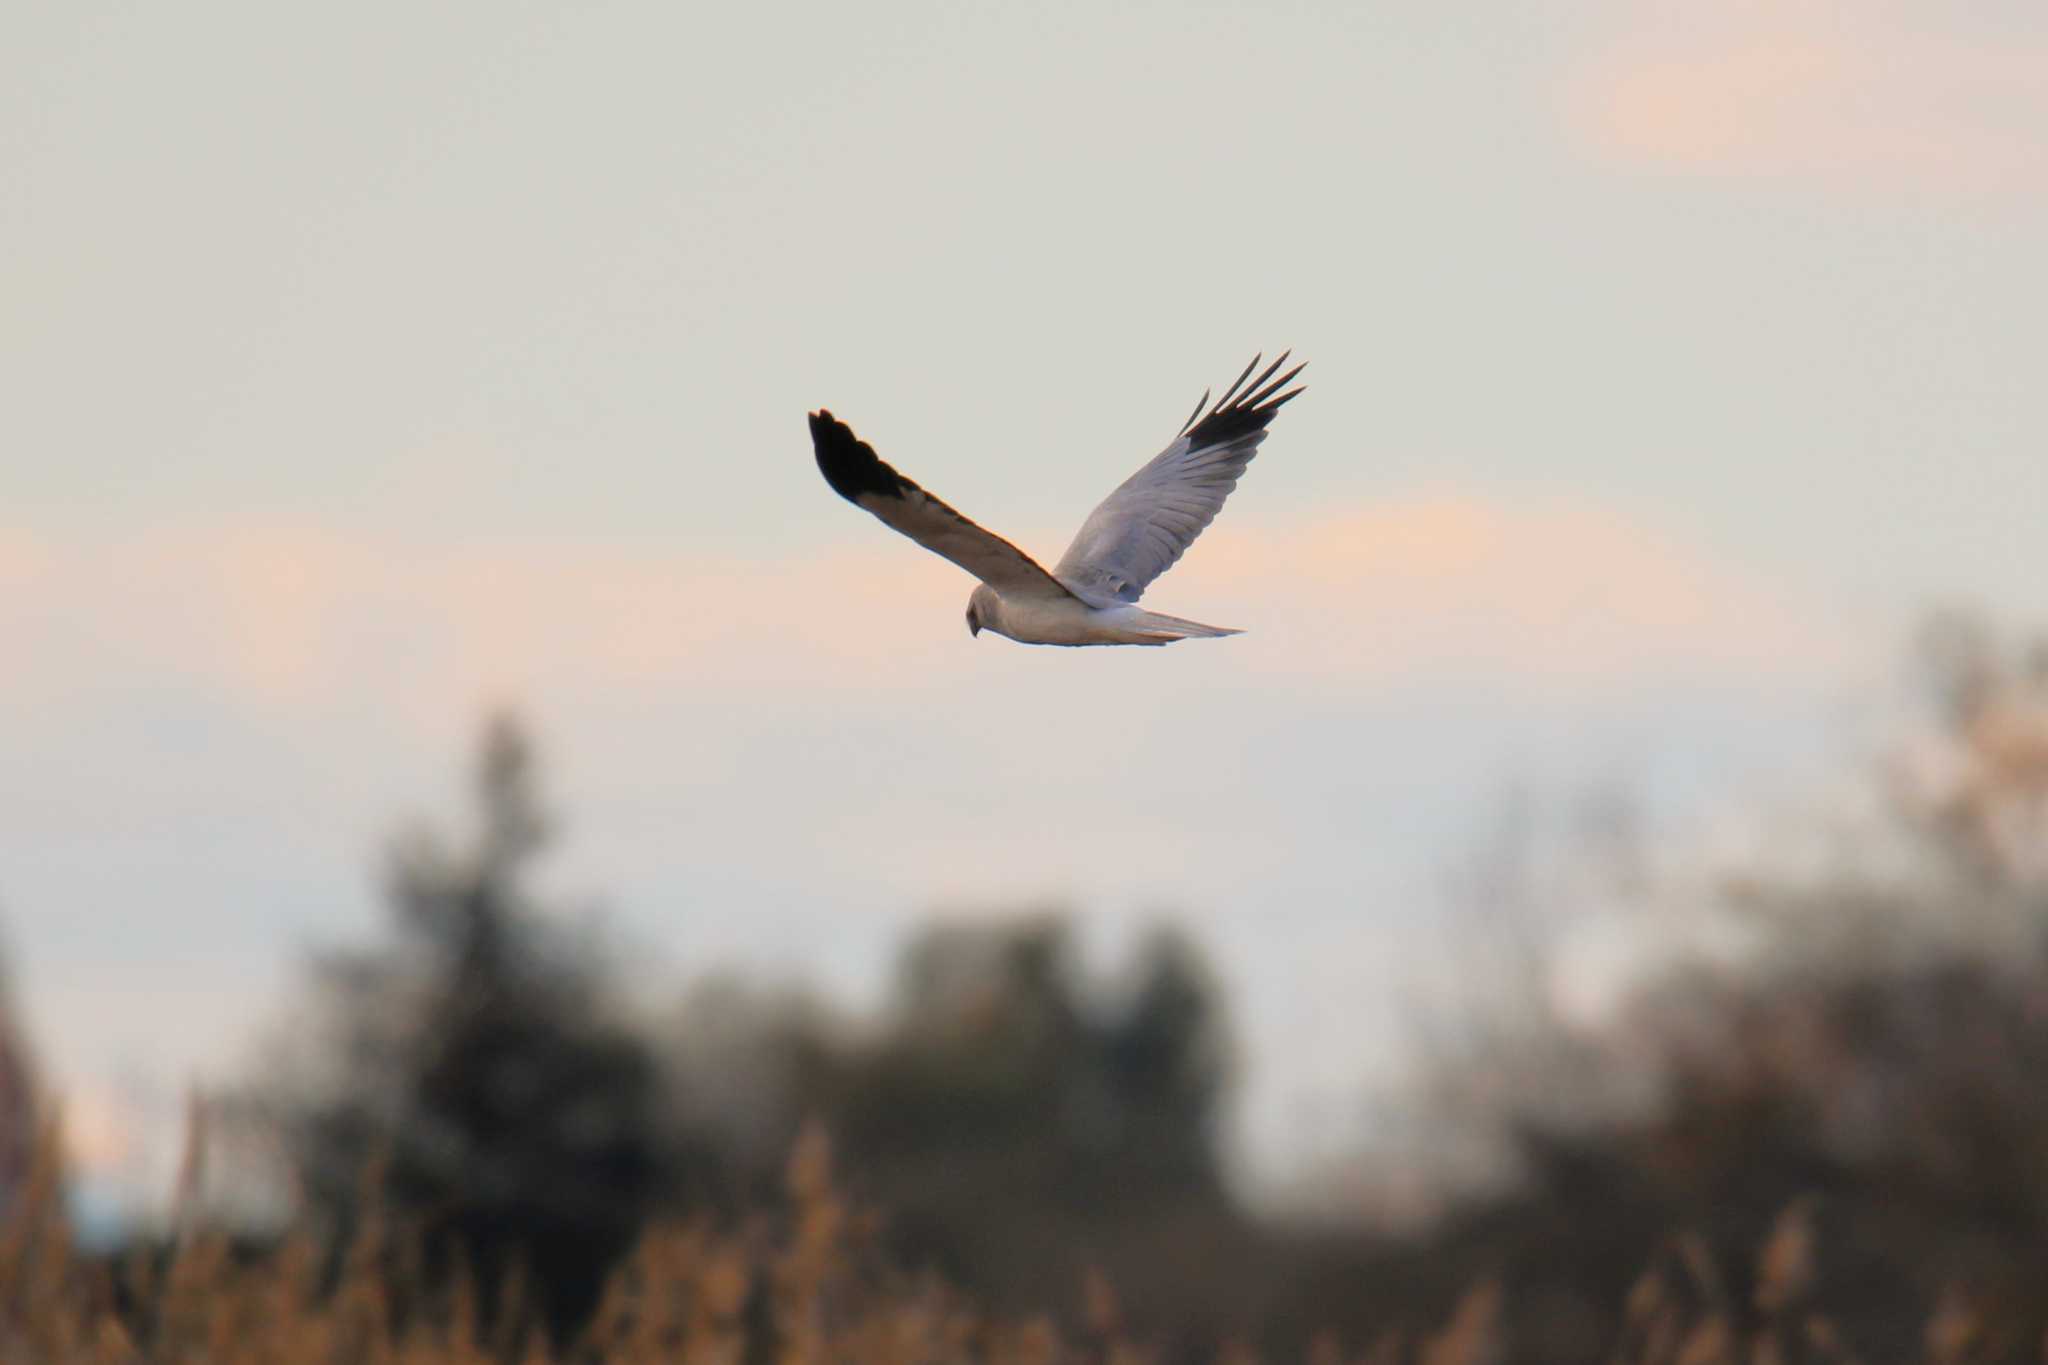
[809,353,1305,646]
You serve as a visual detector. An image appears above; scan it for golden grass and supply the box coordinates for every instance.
[0,1121,2035,1364]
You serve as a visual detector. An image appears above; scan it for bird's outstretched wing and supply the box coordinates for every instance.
[1053,353,1305,606]
[810,410,1078,602]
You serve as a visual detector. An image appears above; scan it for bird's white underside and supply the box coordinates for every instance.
[974,588,1240,647]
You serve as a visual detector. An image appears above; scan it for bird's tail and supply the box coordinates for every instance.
[1128,610,1243,644]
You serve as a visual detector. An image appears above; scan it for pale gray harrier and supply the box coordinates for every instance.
[809,353,1305,646]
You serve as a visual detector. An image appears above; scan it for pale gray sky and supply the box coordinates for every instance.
[3,0,2044,1203]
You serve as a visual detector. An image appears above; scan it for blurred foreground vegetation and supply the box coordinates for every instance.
[4,611,2048,1361]
[0,1115,2041,1363]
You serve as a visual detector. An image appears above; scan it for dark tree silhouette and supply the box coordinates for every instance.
[0,938,35,1205]
[805,917,1239,1320]
[282,716,674,1336]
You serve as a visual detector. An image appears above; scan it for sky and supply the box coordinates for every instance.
[3,0,2045,1208]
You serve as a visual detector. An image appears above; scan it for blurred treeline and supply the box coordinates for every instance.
[5,610,2048,1362]
[249,716,1236,1342]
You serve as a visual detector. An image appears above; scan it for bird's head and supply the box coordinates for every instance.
[965,584,998,638]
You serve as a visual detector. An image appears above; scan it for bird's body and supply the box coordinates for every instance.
[963,583,1241,647]
[809,353,1304,647]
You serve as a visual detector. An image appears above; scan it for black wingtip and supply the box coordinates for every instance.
[1181,353,1308,448]
[809,409,908,504]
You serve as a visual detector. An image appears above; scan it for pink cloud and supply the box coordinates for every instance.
[1169,496,1845,691]
[1567,3,2048,193]
[0,495,1846,728]
[63,1081,144,1178]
